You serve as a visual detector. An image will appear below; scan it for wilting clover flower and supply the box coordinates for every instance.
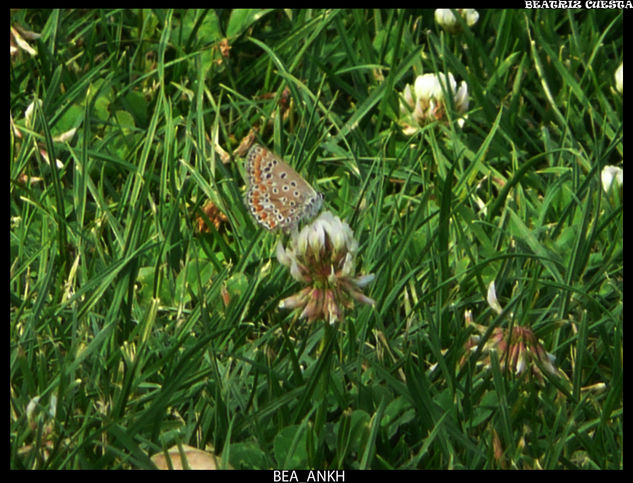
[11,24,40,58]
[434,9,479,34]
[462,282,558,383]
[276,211,375,324]
[464,325,558,383]
[195,199,228,233]
[398,72,469,134]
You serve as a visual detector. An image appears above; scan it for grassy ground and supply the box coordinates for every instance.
[10,9,622,469]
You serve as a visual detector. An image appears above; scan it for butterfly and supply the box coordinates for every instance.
[244,143,323,232]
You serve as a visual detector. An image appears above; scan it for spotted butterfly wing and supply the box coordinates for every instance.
[245,144,323,231]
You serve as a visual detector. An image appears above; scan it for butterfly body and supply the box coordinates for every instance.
[245,144,323,232]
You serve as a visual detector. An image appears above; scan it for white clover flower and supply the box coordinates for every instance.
[277,211,374,324]
[399,72,469,134]
[615,62,623,94]
[435,9,479,34]
[601,165,623,193]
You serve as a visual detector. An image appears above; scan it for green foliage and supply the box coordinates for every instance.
[10,9,622,469]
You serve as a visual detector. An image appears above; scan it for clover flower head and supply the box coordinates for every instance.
[601,165,623,194]
[462,282,559,384]
[276,211,375,324]
[435,9,479,34]
[615,62,623,94]
[399,72,469,134]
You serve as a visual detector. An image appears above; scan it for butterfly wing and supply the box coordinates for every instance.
[245,144,323,231]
